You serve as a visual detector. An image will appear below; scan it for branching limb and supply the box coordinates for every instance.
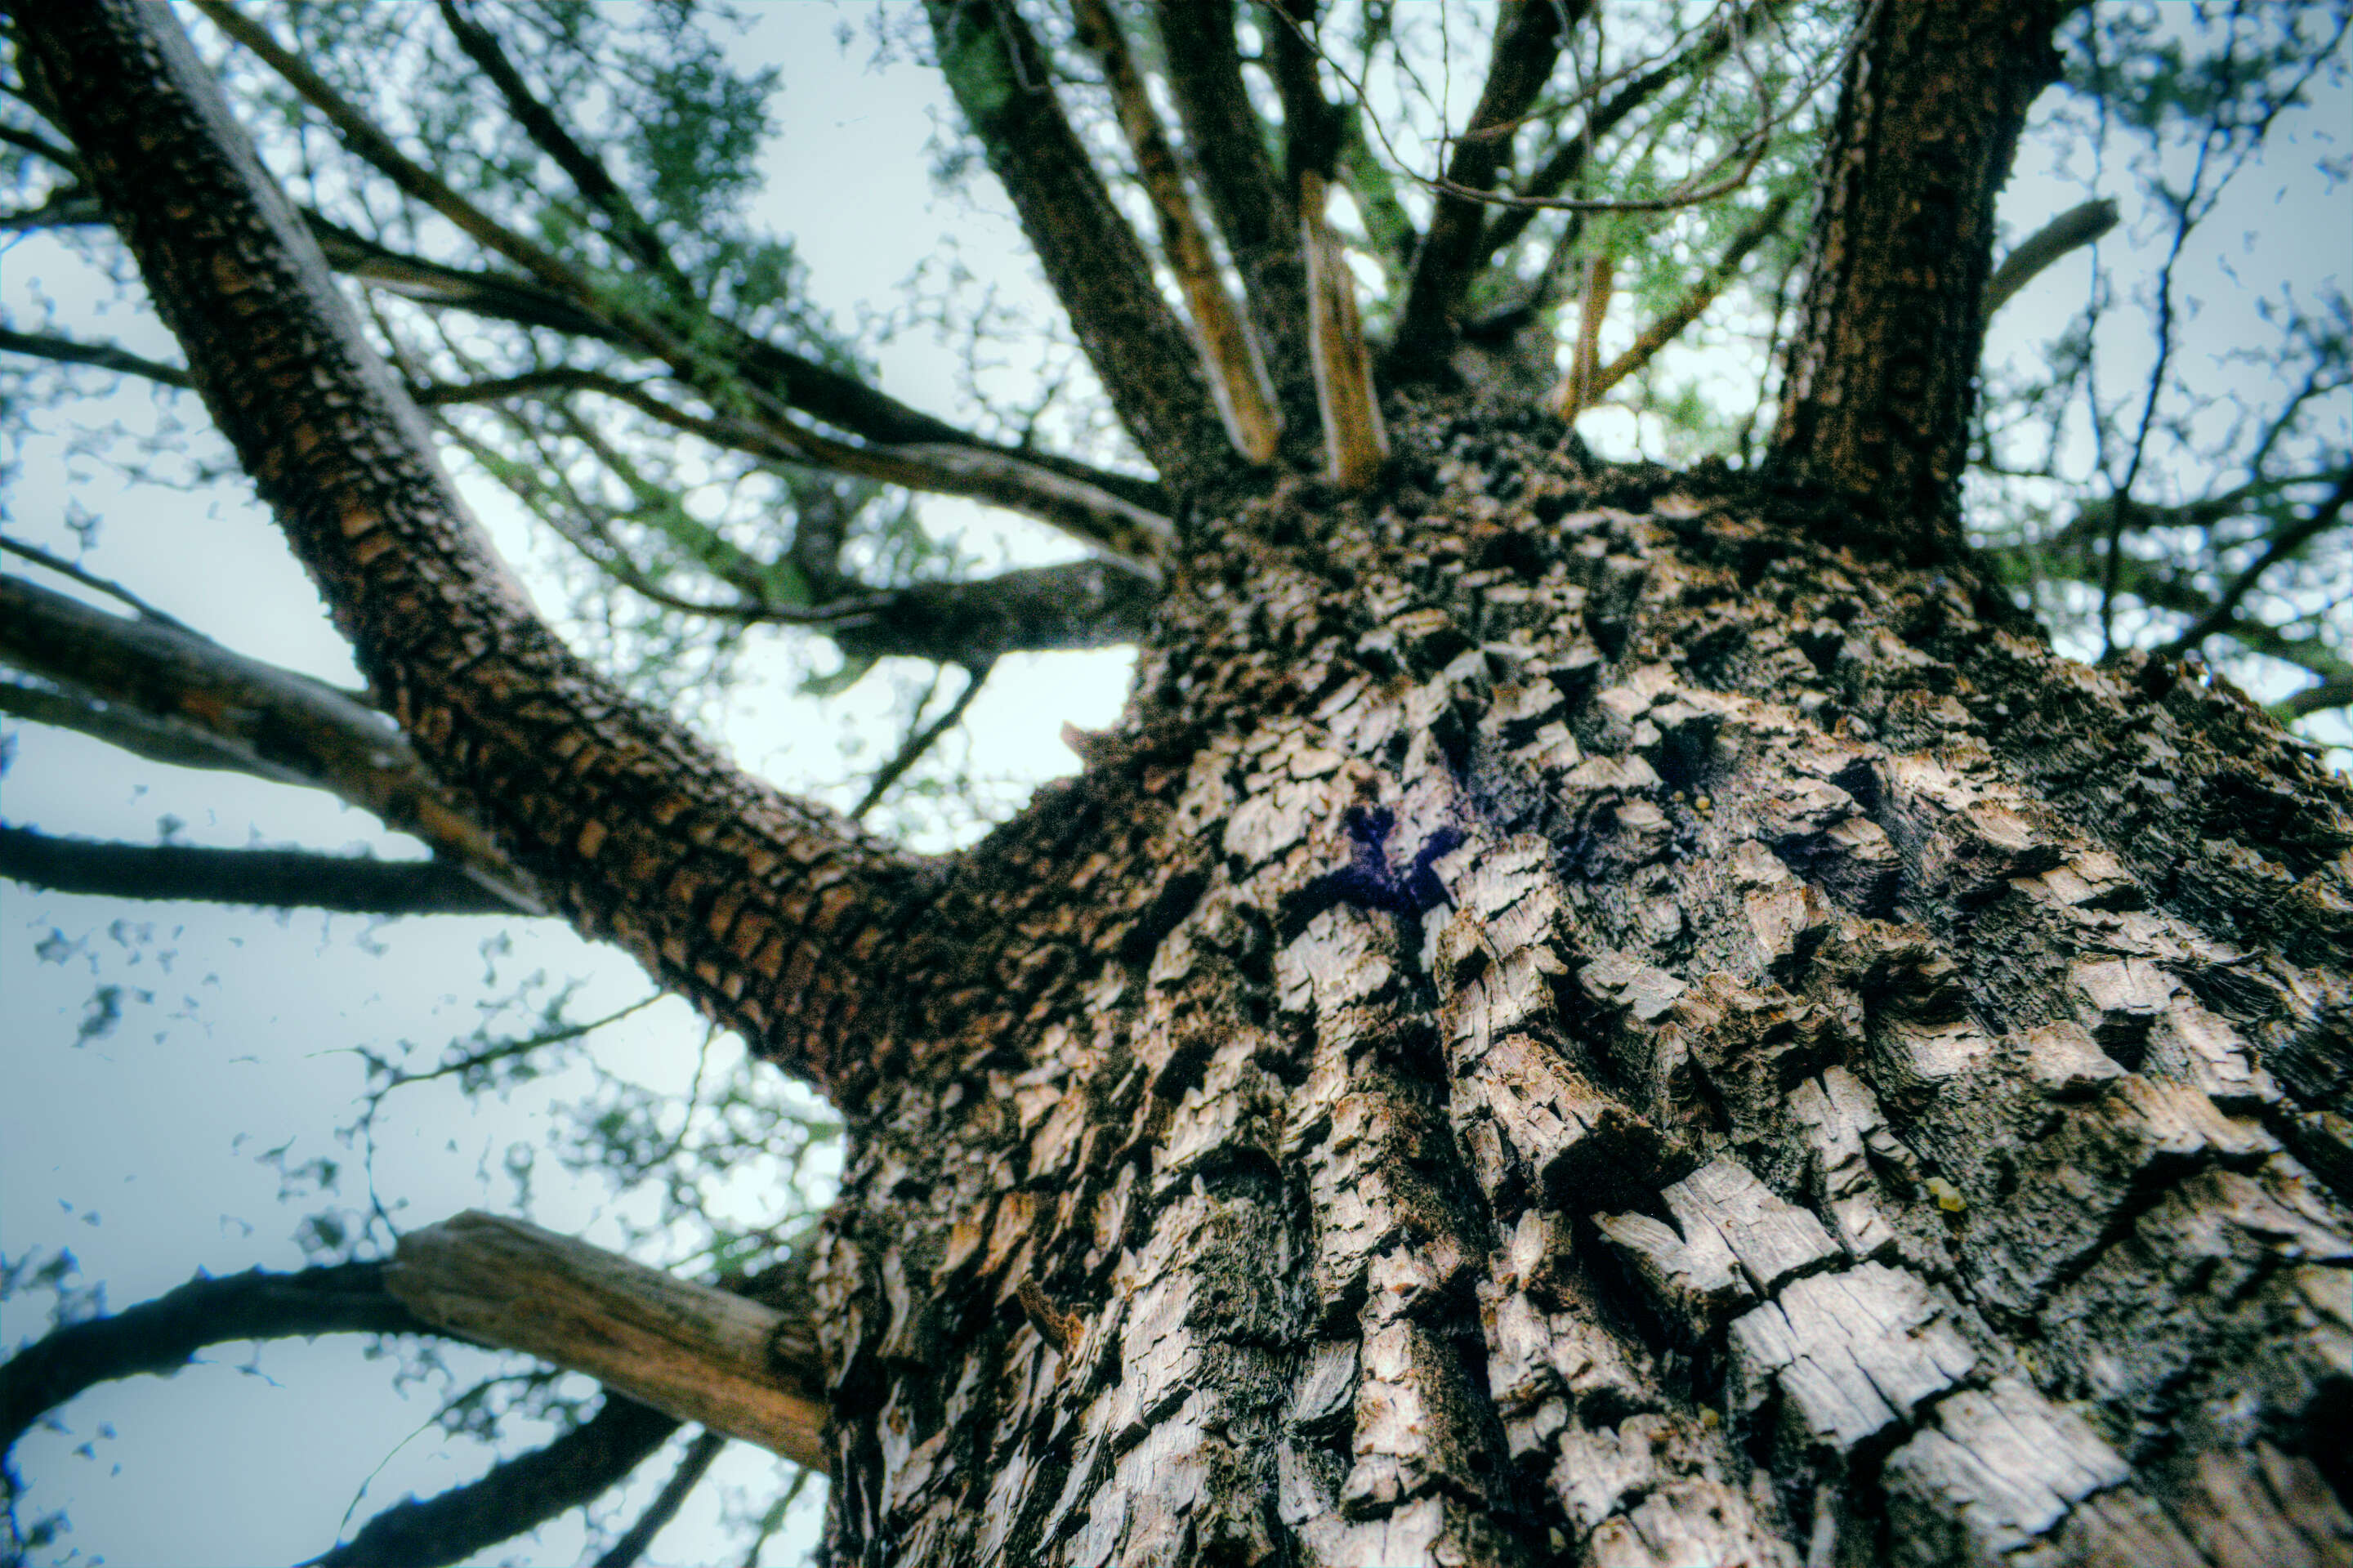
[926,0,1239,499]
[17,0,932,1092]
[0,826,513,915]
[1,1262,429,1455]
[1985,197,2119,316]
[0,573,540,912]
[1770,0,2066,553]
[828,560,1159,666]
[1154,0,1321,458]
[0,326,190,387]
[1073,0,1279,464]
[306,1396,681,1568]
[1390,0,1583,381]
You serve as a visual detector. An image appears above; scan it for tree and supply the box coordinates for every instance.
[4,0,2352,1563]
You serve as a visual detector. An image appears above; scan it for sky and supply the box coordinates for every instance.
[2,3,2347,1566]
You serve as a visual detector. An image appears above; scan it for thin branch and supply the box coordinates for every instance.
[0,825,515,915]
[1578,187,1797,403]
[590,1430,727,1568]
[926,0,1239,497]
[1391,0,1582,377]
[0,573,540,913]
[0,325,191,387]
[1,1262,431,1455]
[2154,470,2353,658]
[1072,0,1279,463]
[308,1396,681,1568]
[1985,197,2119,316]
[0,535,196,629]
[851,660,993,820]
[1555,254,1617,421]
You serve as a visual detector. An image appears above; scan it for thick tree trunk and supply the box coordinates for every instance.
[812,400,2353,1565]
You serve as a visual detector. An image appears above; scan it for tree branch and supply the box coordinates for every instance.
[926,0,1239,498]
[1985,196,2119,316]
[1578,188,1797,404]
[852,661,993,821]
[0,825,512,915]
[1154,0,1321,458]
[1,1262,429,1455]
[0,326,190,387]
[2154,469,2353,658]
[1073,0,1279,463]
[307,1396,682,1568]
[0,573,539,913]
[828,560,1159,667]
[589,1429,726,1568]
[383,1213,826,1469]
[1300,169,1388,490]
[17,0,932,1092]
[1390,0,1582,380]
[1770,0,2065,554]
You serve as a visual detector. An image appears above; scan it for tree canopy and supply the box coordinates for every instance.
[1,2,2347,1563]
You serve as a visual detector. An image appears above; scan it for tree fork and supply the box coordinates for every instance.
[1770,0,2067,556]
[15,0,932,1094]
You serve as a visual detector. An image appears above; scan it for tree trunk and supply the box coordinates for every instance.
[810,400,2353,1565]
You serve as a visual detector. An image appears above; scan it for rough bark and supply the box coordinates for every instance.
[18,0,932,1095]
[807,400,2353,1565]
[926,0,1241,500]
[1770,0,2065,554]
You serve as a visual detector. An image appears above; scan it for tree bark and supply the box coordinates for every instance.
[1771,0,2065,555]
[807,400,2353,1564]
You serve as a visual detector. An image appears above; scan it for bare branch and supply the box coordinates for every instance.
[852,661,993,821]
[1154,0,1321,457]
[1555,255,1617,422]
[0,573,539,911]
[1985,196,2119,316]
[18,0,935,1091]
[0,826,513,915]
[2279,677,2353,721]
[0,325,191,387]
[1300,169,1388,490]
[1,1262,430,1455]
[590,1430,727,1568]
[2155,470,2353,658]
[384,1213,826,1469]
[308,1396,681,1568]
[926,0,1239,498]
[1073,0,1279,463]
[1578,187,1797,404]
[1391,0,1582,379]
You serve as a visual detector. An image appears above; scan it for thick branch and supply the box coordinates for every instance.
[1154,0,1322,458]
[1390,0,1580,380]
[926,0,1239,498]
[1300,170,1388,490]
[1985,196,2119,316]
[1074,0,1279,463]
[1,1262,427,1454]
[0,326,190,387]
[0,825,511,915]
[384,1213,826,1470]
[17,0,931,1092]
[310,1396,681,1568]
[0,574,538,911]
[1770,0,2065,554]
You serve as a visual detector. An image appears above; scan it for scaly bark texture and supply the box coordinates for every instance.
[812,399,2352,1565]
[1771,0,2065,554]
[17,0,932,1094]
